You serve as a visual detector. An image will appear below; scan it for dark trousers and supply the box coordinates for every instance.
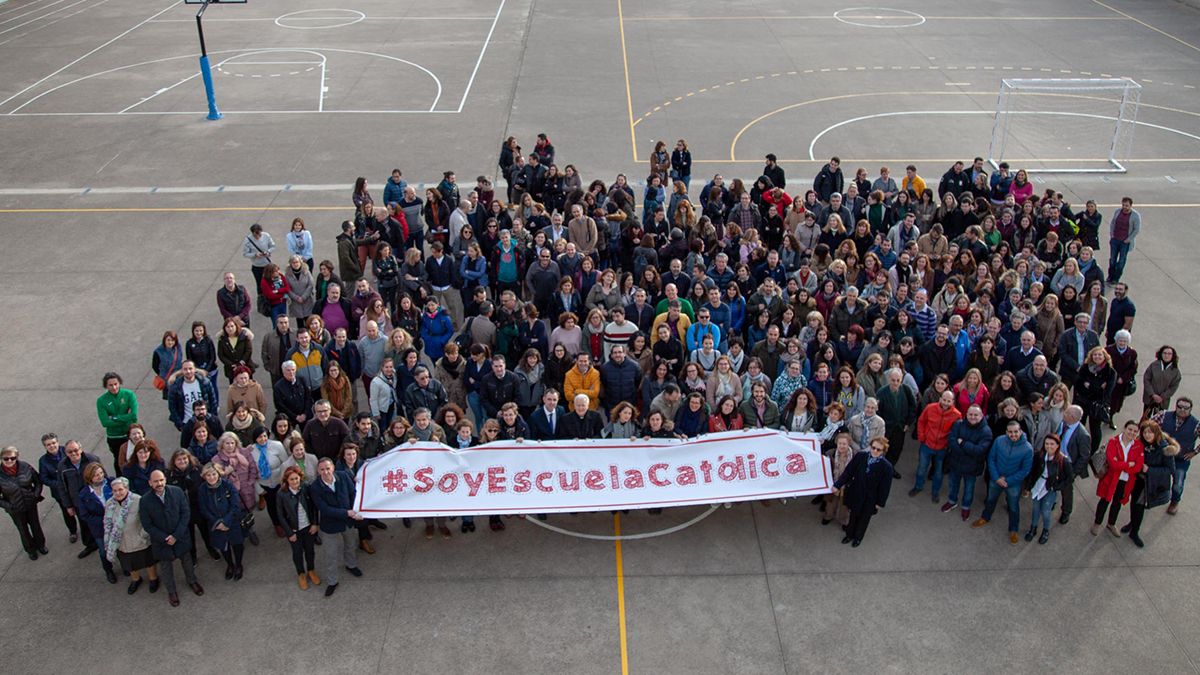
[884,424,907,469]
[8,506,46,553]
[262,485,282,528]
[78,514,96,549]
[53,498,78,535]
[1060,479,1075,516]
[1095,479,1128,525]
[1127,477,1148,535]
[846,506,875,542]
[251,265,266,292]
[186,515,214,562]
[289,529,317,574]
[106,437,126,477]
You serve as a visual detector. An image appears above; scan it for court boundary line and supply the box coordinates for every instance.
[0,0,181,112]
[456,0,505,113]
[613,514,630,675]
[6,47,444,115]
[617,0,638,163]
[1090,0,1200,54]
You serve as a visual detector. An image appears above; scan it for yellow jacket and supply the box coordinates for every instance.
[563,365,601,410]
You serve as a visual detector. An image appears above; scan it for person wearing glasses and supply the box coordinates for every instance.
[832,437,894,547]
[0,447,47,560]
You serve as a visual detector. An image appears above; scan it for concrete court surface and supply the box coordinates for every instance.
[1,0,1200,672]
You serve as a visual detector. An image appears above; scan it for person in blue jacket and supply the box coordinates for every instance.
[198,464,247,582]
[971,420,1034,543]
[77,462,116,583]
[420,297,454,361]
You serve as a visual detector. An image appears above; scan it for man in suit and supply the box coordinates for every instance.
[56,440,100,558]
[310,458,364,597]
[1057,313,1102,387]
[528,389,565,440]
[834,435,894,547]
[139,470,203,607]
[1057,404,1092,525]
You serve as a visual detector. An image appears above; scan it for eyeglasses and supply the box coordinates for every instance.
[1179,405,1193,411]
[1,456,17,462]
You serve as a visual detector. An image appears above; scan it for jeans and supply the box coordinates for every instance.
[1031,492,1058,532]
[289,529,316,574]
[913,444,944,495]
[467,391,486,426]
[982,481,1022,532]
[1108,239,1130,282]
[945,470,977,509]
[270,301,287,323]
[1172,461,1190,503]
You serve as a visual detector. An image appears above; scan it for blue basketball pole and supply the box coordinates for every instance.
[195,0,222,120]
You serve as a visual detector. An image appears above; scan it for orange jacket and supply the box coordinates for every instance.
[563,365,601,411]
[916,402,962,450]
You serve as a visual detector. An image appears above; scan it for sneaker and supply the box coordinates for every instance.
[1106,524,1121,538]
[971,518,989,529]
[940,502,956,513]
[1090,523,1101,536]
[960,508,971,522]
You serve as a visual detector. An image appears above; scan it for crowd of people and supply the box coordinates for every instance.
[2,139,1194,602]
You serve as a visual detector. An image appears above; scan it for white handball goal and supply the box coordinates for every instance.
[988,78,1142,173]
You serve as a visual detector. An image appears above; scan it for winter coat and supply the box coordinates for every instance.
[211,447,259,511]
[917,402,962,451]
[198,478,245,550]
[286,265,316,319]
[946,419,994,476]
[1096,436,1144,504]
[276,484,320,537]
[420,309,454,360]
[1143,361,1182,409]
[0,461,41,513]
[987,432,1033,486]
[834,451,893,513]
[1023,452,1073,493]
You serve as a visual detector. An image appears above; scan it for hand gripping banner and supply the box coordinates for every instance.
[355,430,833,517]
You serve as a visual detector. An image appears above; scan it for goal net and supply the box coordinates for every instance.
[988,78,1142,173]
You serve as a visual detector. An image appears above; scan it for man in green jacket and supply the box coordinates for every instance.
[96,372,138,472]
[875,368,917,479]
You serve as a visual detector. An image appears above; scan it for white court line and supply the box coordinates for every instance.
[318,60,326,112]
[0,0,181,112]
[118,71,199,113]
[0,0,60,18]
[0,0,89,34]
[807,110,1200,160]
[0,0,113,47]
[456,0,504,113]
[8,47,440,115]
[4,109,454,115]
[0,0,73,25]
[147,15,495,22]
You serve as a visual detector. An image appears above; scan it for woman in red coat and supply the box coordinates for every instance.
[708,395,745,432]
[259,263,291,323]
[1092,419,1145,537]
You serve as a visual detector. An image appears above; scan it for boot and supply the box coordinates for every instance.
[359,539,375,555]
[298,573,309,590]
[1024,526,1036,542]
[307,570,321,586]
[1167,501,1179,515]
[1038,529,1050,545]
[258,495,267,511]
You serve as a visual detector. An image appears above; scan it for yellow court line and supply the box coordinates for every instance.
[686,158,1200,164]
[614,513,630,675]
[1091,0,1200,53]
[617,0,638,164]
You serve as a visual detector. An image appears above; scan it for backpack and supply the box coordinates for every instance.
[453,316,477,351]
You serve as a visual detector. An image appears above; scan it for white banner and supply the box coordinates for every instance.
[354,430,833,517]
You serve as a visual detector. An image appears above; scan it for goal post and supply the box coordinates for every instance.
[988,78,1142,173]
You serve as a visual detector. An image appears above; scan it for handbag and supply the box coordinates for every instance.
[1089,449,1108,479]
[1124,378,1137,397]
[153,350,180,391]
[240,510,256,532]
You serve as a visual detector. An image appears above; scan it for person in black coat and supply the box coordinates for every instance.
[166,449,220,563]
[0,447,47,559]
[76,462,117,582]
[833,437,894,546]
[273,362,312,427]
[56,441,100,556]
[276,465,321,589]
[139,470,203,606]
[559,394,604,439]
